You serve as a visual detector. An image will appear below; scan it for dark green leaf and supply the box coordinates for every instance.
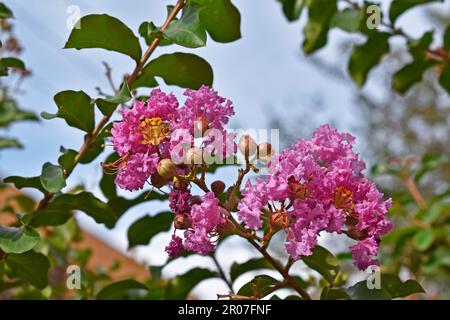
[0,137,22,150]
[140,52,213,89]
[302,0,337,54]
[40,162,66,193]
[104,82,132,104]
[64,14,142,62]
[237,275,280,297]
[198,0,241,43]
[321,287,351,300]
[100,153,119,200]
[346,280,392,300]
[97,279,149,300]
[331,9,364,33]
[0,57,26,70]
[5,251,50,289]
[78,123,112,164]
[278,0,305,21]
[0,3,13,19]
[413,229,434,251]
[0,226,40,254]
[164,5,207,48]
[389,0,443,24]
[229,257,273,282]
[439,65,450,95]
[165,268,217,299]
[349,32,390,86]
[444,25,450,51]
[380,274,425,298]
[127,212,173,248]
[95,99,118,117]
[302,245,340,284]
[3,175,46,194]
[43,90,94,133]
[58,148,77,172]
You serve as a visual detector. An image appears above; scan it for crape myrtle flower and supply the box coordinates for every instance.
[237,125,392,270]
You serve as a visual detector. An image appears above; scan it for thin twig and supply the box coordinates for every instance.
[211,254,234,293]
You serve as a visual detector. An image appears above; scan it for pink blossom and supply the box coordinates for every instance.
[350,237,380,270]
[115,153,158,191]
[165,234,184,257]
[169,189,192,214]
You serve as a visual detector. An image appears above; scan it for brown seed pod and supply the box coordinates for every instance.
[157,158,177,179]
[173,176,189,190]
[270,210,289,230]
[151,173,168,188]
[174,214,191,230]
[211,180,226,196]
[238,134,257,159]
[257,142,274,163]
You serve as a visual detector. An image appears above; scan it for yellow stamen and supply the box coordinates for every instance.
[334,186,355,212]
[140,117,169,146]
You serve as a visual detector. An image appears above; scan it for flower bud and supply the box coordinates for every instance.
[347,226,368,240]
[151,173,168,188]
[211,180,226,196]
[270,210,289,230]
[345,212,359,226]
[257,142,274,163]
[238,134,257,159]
[173,176,189,190]
[194,116,209,137]
[174,214,191,230]
[190,195,202,205]
[217,219,236,237]
[185,147,203,164]
[157,158,177,179]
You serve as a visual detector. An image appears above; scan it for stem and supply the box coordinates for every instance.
[211,254,234,293]
[403,176,427,210]
[34,0,186,211]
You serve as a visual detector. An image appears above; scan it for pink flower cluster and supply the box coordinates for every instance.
[166,192,226,256]
[107,86,235,191]
[237,125,392,270]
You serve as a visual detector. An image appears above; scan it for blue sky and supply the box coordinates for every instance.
[1,0,443,298]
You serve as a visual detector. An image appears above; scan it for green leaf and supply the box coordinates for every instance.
[380,274,425,298]
[138,21,173,47]
[0,226,40,254]
[97,280,149,300]
[5,251,50,289]
[139,52,213,89]
[104,82,132,104]
[346,280,392,300]
[43,90,94,133]
[0,99,38,127]
[229,257,273,282]
[439,65,450,95]
[127,212,173,248]
[100,153,119,200]
[320,287,351,300]
[331,8,364,33]
[278,0,305,22]
[413,229,435,251]
[165,268,217,299]
[40,162,66,193]
[198,0,241,43]
[164,5,207,48]
[78,123,112,165]
[444,25,450,51]
[302,245,340,284]
[302,0,337,54]
[0,57,26,70]
[58,148,77,172]
[0,3,13,19]
[95,99,117,117]
[237,275,280,297]
[3,175,46,194]
[0,137,22,150]
[389,0,443,24]
[414,153,448,183]
[393,32,435,93]
[64,14,142,62]
[349,32,390,87]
